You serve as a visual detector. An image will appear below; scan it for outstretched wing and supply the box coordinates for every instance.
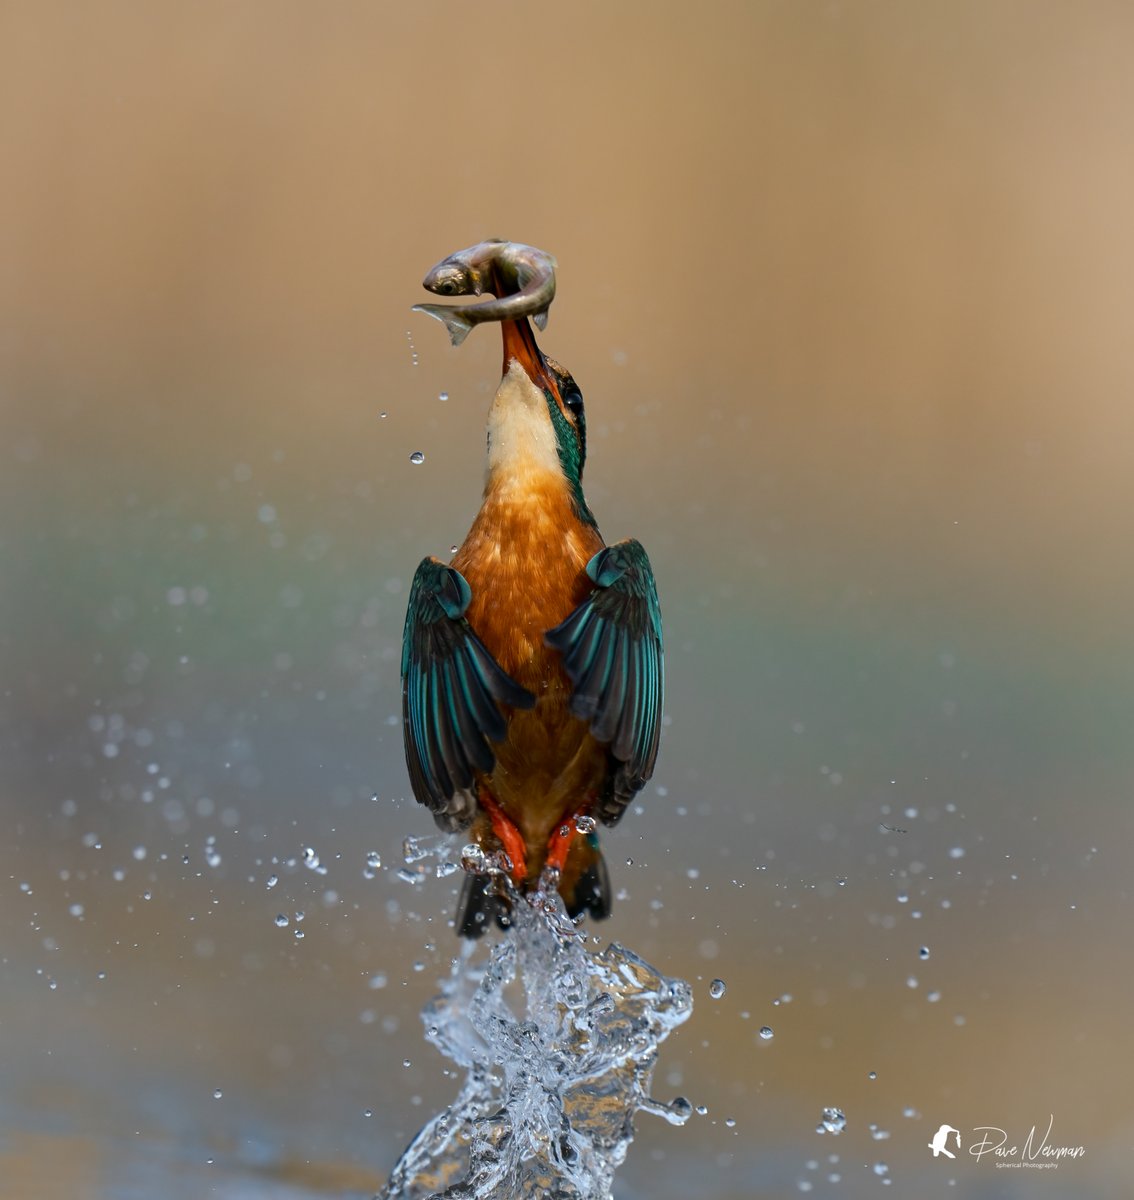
[401,558,535,829]
[545,539,663,825]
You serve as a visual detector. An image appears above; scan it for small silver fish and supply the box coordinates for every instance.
[412,240,557,347]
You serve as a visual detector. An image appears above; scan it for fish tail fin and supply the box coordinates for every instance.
[411,303,475,346]
[532,308,550,332]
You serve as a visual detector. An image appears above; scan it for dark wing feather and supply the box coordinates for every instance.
[545,539,663,826]
[401,557,534,829]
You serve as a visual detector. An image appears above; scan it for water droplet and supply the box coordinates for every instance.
[696,1104,708,1116]
[212,1088,223,1100]
[759,1025,774,1040]
[294,929,304,939]
[819,1107,847,1135]
[274,914,289,928]
[402,1058,412,1068]
[266,874,278,889]
[302,847,320,871]
[366,851,382,871]
[574,814,597,834]
[409,451,425,465]
[461,843,487,873]
[868,1070,877,1080]
[872,1162,889,1177]
[379,411,387,419]
[438,391,449,402]
[403,836,431,864]
[709,979,726,999]
[725,1116,736,1128]
[918,946,930,959]
[668,1096,692,1124]
[364,1108,373,1118]
[68,903,84,918]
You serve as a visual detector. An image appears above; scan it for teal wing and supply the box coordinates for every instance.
[401,558,534,829]
[545,539,663,825]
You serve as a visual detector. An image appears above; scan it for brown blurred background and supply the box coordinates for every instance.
[2,3,1133,1197]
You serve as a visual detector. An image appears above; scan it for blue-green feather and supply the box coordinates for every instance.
[545,538,663,825]
[402,557,535,827]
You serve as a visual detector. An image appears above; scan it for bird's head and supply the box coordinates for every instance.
[485,319,593,524]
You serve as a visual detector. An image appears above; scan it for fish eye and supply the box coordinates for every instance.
[437,280,459,296]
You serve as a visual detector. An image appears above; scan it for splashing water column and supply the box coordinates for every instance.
[380,883,692,1199]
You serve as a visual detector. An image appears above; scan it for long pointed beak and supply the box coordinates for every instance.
[501,318,556,394]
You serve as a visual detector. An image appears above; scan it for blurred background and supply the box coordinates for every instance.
[3,3,1133,1197]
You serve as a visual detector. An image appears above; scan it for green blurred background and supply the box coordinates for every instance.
[3,3,1132,1197]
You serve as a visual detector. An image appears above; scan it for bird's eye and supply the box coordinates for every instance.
[562,385,584,417]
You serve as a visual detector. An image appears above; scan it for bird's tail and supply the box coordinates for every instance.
[411,302,475,346]
[454,837,613,938]
[455,872,512,939]
[565,835,612,923]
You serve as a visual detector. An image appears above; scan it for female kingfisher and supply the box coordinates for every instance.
[400,315,663,937]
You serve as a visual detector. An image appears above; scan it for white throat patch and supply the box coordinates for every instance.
[485,358,561,484]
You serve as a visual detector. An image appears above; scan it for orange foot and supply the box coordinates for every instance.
[546,802,593,875]
[478,786,527,886]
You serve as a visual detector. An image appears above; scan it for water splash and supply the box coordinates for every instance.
[380,877,693,1199]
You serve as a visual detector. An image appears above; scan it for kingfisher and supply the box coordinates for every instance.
[400,314,663,937]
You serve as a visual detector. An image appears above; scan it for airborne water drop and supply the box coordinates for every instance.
[819,1107,847,1134]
